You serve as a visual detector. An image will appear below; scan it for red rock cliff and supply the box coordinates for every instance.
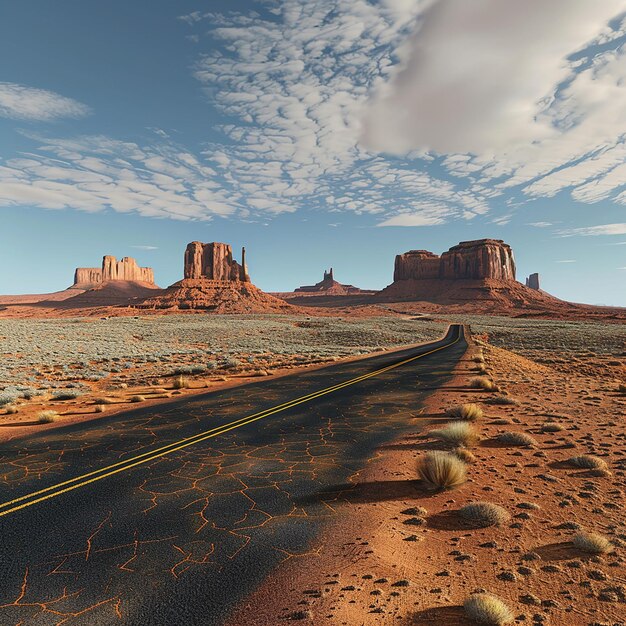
[73,256,155,286]
[183,242,250,282]
[393,239,516,282]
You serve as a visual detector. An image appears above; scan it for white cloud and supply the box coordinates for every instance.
[0,135,247,220]
[556,259,577,263]
[527,222,553,228]
[377,213,444,227]
[360,0,626,208]
[131,245,158,250]
[558,223,626,236]
[0,82,90,121]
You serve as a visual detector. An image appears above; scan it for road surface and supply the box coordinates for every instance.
[0,324,465,625]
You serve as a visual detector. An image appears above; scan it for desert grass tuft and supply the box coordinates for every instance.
[93,396,117,405]
[129,395,145,403]
[173,375,188,390]
[94,404,106,413]
[572,531,613,554]
[5,404,18,414]
[495,431,537,447]
[486,395,518,406]
[418,451,467,490]
[473,355,485,364]
[541,422,565,433]
[429,421,479,447]
[464,593,513,625]
[459,502,510,527]
[469,377,498,391]
[37,410,59,424]
[566,455,608,471]
[445,403,483,421]
[454,447,476,464]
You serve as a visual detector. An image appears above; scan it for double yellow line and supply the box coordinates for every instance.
[0,326,461,518]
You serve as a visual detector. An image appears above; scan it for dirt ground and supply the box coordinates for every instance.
[226,331,626,625]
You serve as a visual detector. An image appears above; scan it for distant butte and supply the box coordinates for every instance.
[137,241,294,313]
[377,239,560,309]
[73,255,157,288]
[294,268,370,296]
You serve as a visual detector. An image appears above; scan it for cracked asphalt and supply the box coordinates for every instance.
[0,324,465,625]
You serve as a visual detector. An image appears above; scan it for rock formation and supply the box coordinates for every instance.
[184,242,249,282]
[378,239,561,309]
[525,273,540,290]
[294,268,367,295]
[138,241,293,313]
[73,256,156,287]
[393,239,516,282]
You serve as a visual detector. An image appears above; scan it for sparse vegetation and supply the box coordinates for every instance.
[469,376,498,391]
[459,502,511,527]
[566,455,608,471]
[445,403,483,420]
[572,531,613,554]
[129,395,145,403]
[429,421,479,447]
[94,404,105,413]
[5,404,18,414]
[51,390,82,401]
[485,395,518,405]
[454,447,476,464]
[93,396,117,404]
[495,431,537,447]
[418,451,467,490]
[464,593,513,625]
[37,410,59,423]
[173,375,188,390]
[541,422,565,432]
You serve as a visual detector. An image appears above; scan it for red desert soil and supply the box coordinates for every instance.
[226,333,626,625]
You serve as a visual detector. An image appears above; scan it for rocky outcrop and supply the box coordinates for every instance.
[73,256,155,287]
[525,273,540,290]
[393,240,516,282]
[138,241,293,313]
[184,242,249,282]
[294,268,366,295]
[394,251,440,281]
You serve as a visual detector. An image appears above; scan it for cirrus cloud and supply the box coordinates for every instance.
[0,82,91,121]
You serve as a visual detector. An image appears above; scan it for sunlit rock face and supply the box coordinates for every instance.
[183,242,249,282]
[73,256,155,287]
[393,239,516,282]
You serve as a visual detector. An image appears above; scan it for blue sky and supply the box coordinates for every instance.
[1,0,625,305]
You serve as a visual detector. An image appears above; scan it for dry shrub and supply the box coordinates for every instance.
[446,403,483,421]
[464,593,513,625]
[173,375,188,389]
[454,447,476,464]
[618,383,626,394]
[93,397,117,405]
[495,431,537,447]
[5,404,18,414]
[459,502,510,527]
[94,404,106,413]
[129,395,145,403]
[486,395,518,406]
[566,455,608,471]
[541,422,565,433]
[37,410,59,424]
[429,421,480,447]
[473,355,485,364]
[572,531,613,554]
[418,451,467,490]
[469,377,498,391]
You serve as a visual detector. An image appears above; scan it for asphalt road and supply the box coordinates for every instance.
[0,324,466,625]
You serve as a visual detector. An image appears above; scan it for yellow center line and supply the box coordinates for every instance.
[0,327,462,518]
